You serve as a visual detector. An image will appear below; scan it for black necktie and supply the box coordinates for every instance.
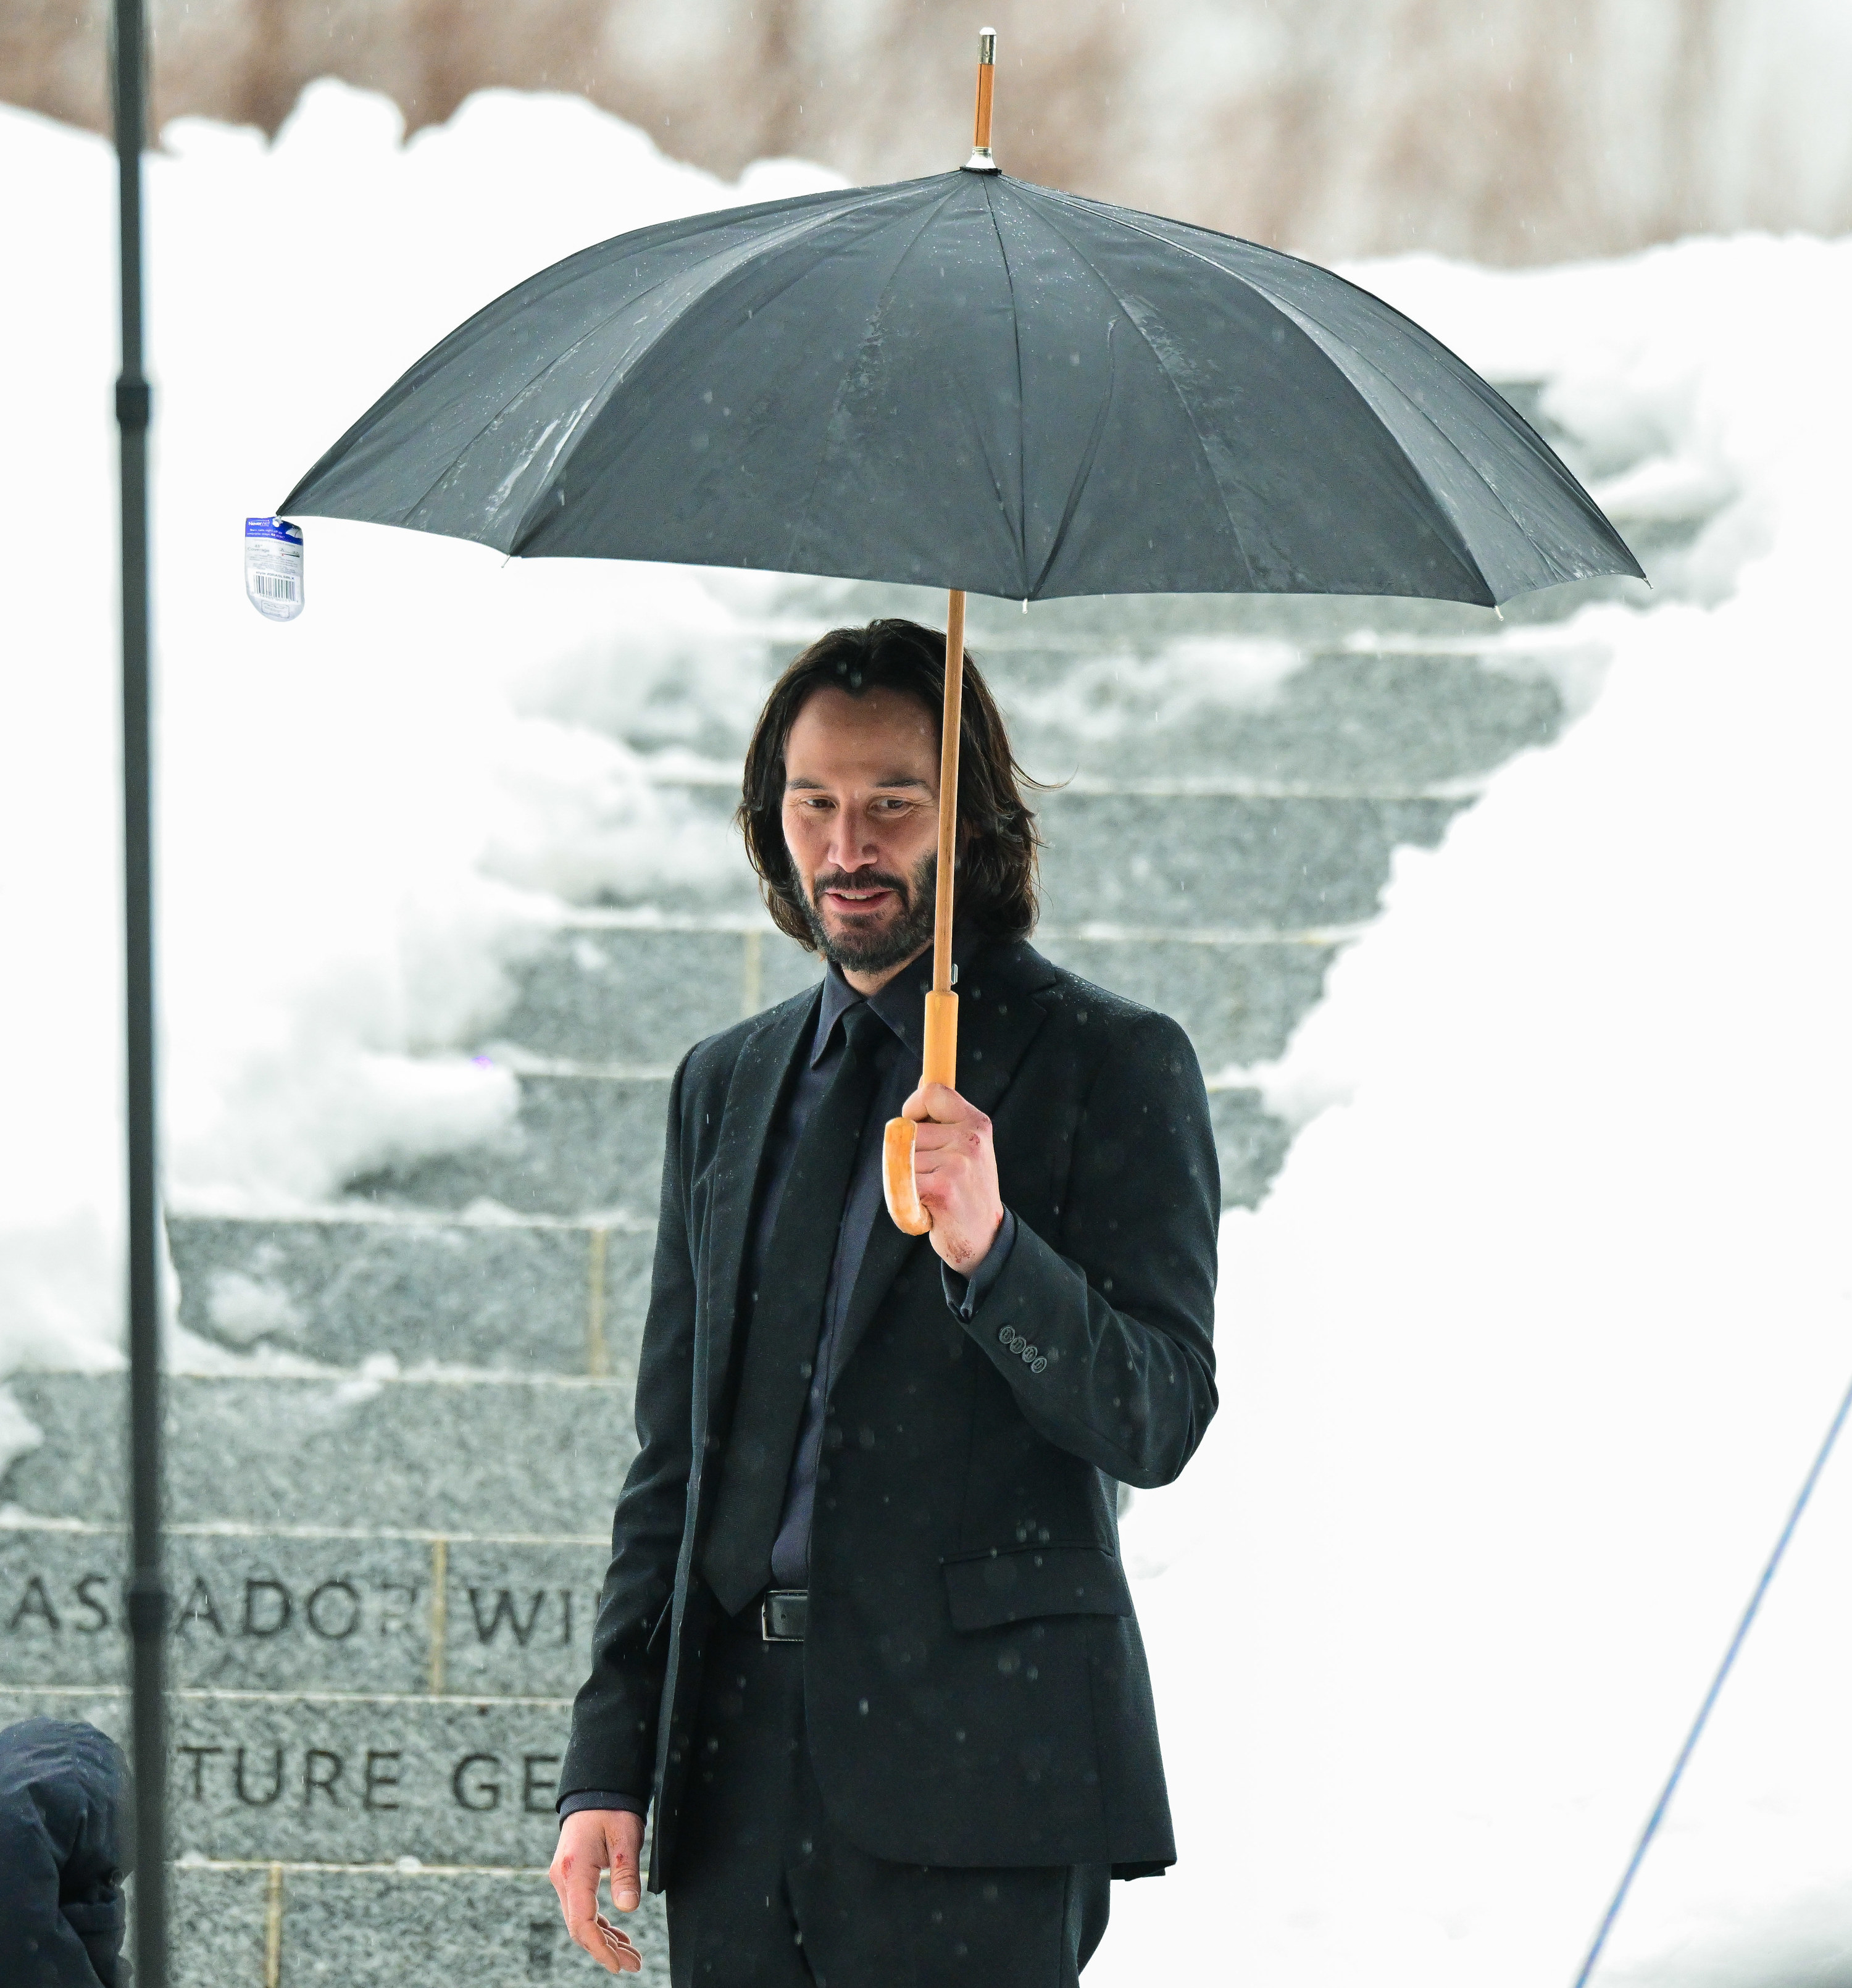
[702,1000,888,1614]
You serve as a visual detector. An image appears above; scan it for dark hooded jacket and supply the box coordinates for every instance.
[0,1719,134,1987]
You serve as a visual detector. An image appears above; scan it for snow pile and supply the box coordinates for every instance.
[0,83,838,1384]
[1106,238,1852,1987]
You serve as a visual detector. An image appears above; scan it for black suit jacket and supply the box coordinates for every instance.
[559,938,1220,1886]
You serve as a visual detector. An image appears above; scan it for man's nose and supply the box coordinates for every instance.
[825,807,880,871]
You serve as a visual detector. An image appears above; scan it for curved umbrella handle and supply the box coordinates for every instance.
[883,988,958,1235]
[883,1118,930,1235]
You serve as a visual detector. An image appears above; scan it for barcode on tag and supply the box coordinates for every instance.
[245,515,305,621]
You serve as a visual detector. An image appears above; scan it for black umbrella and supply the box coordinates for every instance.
[285,32,1637,1231]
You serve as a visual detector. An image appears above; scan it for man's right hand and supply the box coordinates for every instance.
[550,1808,645,1974]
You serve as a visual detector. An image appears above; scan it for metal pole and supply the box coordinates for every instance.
[111,2,169,1982]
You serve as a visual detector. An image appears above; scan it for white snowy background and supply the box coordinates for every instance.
[2,80,1850,1987]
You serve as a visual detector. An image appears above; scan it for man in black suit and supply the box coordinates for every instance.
[551,619,1219,1986]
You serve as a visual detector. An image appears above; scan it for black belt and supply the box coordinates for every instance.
[761,1589,808,1642]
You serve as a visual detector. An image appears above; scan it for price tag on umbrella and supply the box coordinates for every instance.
[244,517,304,620]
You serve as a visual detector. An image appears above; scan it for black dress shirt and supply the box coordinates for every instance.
[560,946,1016,1825]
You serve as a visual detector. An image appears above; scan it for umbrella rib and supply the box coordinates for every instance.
[1026,341,1115,597]
[1015,190,1260,590]
[780,182,968,572]
[997,193,1120,596]
[396,222,817,527]
[404,190,901,540]
[1265,293,1566,587]
[978,180,1031,583]
[1224,244,1632,561]
[517,198,934,557]
[1027,186,1508,588]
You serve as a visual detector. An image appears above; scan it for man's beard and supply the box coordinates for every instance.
[802,853,937,975]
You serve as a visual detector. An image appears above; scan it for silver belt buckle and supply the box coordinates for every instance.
[761,1589,807,1642]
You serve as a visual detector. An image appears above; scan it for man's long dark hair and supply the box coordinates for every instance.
[736,618,1042,951]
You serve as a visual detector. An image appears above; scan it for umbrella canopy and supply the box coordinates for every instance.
[283,40,1640,1241]
[283,169,1639,609]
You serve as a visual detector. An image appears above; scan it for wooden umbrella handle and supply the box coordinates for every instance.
[883,987,958,1234]
[883,1118,929,1235]
[883,591,965,1235]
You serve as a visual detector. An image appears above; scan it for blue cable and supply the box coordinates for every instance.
[1570,1361,1852,1988]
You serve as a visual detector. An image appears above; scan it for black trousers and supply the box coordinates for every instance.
[666,1608,1110,1987]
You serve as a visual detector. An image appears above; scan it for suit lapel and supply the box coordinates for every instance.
[832,941,1060,1380]
[946,940,1061,1122]
[698,987,818,1421]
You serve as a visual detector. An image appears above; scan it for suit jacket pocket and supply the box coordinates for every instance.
[942,1545,1132,1631]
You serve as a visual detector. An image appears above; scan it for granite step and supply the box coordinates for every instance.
[1208,1088,1294,1209]
[162,1858,668,1987]
[354,783,1439,1220]
[653,784,1470,930]
[348,1064,1286,1217]
[2,1685,594,1868]
[603,533,1656,819]
[172,1070,1286,1376]
[0,1373,633,1535]
[1,1521,607,1700]
[345,1068,669,1219]
[1033,787,1467,928]
[982,642,1570,788]
[165,1210,653,1376]
[499,916,1341,1075]
[492,919,819,1068]
[1037,928,1341,1067]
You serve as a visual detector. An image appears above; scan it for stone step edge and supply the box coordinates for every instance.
[167,1054,1287,1230]
[490,1065,1277,1098]
[167,1205,656,1234]
[540,907,1364,942]
[474,1054,1308,1088]
[1,1518,606,1547]
[650,768,1488,800]
[6,1370,629,1390]
[3,1683,572,1710]
[173,1855,552,1875]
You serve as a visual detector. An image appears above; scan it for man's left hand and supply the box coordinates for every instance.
[903,1081,1005,1276]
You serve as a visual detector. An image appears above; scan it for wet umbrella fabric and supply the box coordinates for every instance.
[283,170,1638,608]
